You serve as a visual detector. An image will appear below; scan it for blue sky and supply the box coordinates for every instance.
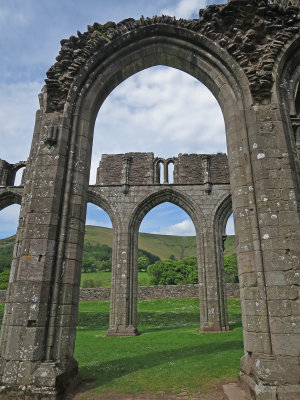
[0,0,234,239]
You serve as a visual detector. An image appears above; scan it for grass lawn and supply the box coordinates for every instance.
[80,271,151,288]
[75,298,243,396]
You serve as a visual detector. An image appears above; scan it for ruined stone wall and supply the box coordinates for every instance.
[78,283,240,301]
[96,152,155,185]
[97,152,230,186]
[0,284,240,304]
[175,153,230,185]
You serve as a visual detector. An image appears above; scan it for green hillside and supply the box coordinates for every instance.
[0,226,236,262]
[0,235,15,248]
[84,225,235,260]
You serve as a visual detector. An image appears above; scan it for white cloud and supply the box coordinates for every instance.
[0,7,28,27]
[91,66,226,183]
[153,219,196,236]
[226,214,235,236]
[161,0,206,19]
[0,81,41,163]
[0,204,20,239]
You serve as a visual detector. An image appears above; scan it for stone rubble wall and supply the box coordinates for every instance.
[96,152,230,186]
[0,284,239,303]
[96,152,155,185]
[78,283,240,301]
[176,153,230,185]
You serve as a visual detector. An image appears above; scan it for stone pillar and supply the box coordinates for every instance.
[198,230,228,332]
[236,104,300,399]
[163,160,168,184]
[202,155,212,194]
[107,223,138,336]
[0,104,82,397]
[121,155,132,194]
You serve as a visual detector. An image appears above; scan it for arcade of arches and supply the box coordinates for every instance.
[0,0,299,399]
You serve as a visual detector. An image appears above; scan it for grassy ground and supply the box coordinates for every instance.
[75,298,243,396]
[81,271,151,288]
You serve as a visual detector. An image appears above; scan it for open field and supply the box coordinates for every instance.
[0,298,242,398]
[81,271,151,288]
[74,298,243,398]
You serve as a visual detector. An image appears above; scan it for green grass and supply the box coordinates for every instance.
[0,299,242,396]
[75,298,243,396]
[80,271,151,288]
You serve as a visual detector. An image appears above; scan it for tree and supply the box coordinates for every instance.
[224,254,238,283]
[138,255,150,272]
[147,257,198,286]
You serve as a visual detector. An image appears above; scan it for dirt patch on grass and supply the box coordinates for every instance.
[67,379,232,400]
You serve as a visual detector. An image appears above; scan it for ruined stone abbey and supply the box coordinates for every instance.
[0,0,300,398]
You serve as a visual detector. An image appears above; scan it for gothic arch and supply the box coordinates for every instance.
[107,187,204,336]
[129,187,203,234]
[213,193,233,332]
[274,35,300,190]
[87,190,118,229]
[0,190,22,211]
[1,2,300,398]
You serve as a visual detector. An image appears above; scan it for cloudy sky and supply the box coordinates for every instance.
[0,0,234,239]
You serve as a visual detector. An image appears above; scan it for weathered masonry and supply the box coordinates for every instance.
[0,0,299,398]
[94,152,231,336]
[0,152,232,336]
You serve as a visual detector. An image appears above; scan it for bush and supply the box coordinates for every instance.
[0,269,10,290]
[224,254,239,283]
[81,279,103,288]
[147,257,198,286]
[138,255,150,272]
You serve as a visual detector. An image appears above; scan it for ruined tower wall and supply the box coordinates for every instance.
[96,152,155,185]
[97,152,230,186]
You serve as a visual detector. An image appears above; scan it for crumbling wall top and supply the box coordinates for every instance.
[96,152,229,186]
[45,0,300,112]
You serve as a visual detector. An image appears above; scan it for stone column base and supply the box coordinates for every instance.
[0,358,78,399]
[199,322,229,332]
[107,325,138,336]
[239,372,300,400]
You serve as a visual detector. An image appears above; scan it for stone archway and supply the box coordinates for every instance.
[213,194,233,333]
[0,190,22,211]
[0,1,299,399]
[112,188,207,336]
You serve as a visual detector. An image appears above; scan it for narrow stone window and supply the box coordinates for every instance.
[14,167,26,186]
[159,162,164,184]
[167,162,174,184]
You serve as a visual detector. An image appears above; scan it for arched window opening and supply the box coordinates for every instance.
[223,213,238,284]
[0,204,21,298]
[137,201,199,330]
[138,201,197,285]
[14,167,25,186]
[159,162,164,184]
[81,203,113,289]
[90,66,226,184]
[167,161,174,184]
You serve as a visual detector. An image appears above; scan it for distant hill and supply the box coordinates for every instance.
[67,225,236,260]
[0,226,236,261]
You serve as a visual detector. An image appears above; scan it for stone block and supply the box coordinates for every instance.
[272,333,300,356]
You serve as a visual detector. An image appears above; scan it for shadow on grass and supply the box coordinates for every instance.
[78,339,243,388]
[77,311,242,332]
